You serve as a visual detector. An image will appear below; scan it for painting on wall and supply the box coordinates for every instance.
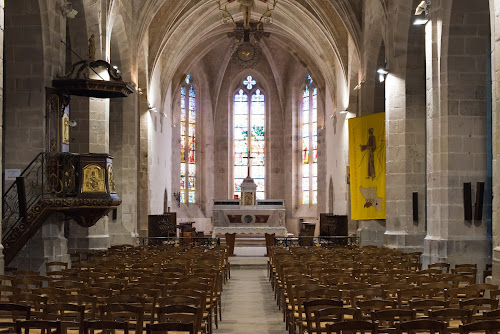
[348,112,386,220]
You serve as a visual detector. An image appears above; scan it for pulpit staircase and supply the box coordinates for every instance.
[2,152,120,265]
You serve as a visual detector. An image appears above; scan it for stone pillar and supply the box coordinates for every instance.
[423,1,490,274]
[490,0,500,284]
[0,0,5,274]
[109,89,138,245]
[67,97,111,251]
[384,2,426,252]
[9,216,69,273]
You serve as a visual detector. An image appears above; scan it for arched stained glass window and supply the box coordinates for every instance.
[302,75,318,204]
[234,75,266,199]
[180,75,196,204]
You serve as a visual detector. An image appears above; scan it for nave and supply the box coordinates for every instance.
[216,257,287,334]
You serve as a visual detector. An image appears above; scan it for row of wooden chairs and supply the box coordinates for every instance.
[5,244,231,334]
[268,245,495,334]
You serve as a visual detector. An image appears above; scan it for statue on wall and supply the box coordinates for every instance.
[88,34,96,61]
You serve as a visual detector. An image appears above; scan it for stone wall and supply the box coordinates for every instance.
[423,0,490,272]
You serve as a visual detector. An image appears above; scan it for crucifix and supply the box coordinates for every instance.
[243,153,255,178]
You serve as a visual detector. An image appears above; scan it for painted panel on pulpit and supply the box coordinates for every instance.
[348,112,386,220]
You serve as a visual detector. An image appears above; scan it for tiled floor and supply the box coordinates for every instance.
[216,260,288,334]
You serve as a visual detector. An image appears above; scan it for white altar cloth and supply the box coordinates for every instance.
[212,226,288,238]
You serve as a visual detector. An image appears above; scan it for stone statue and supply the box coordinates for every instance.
[238,0,254,29]
[88,34,96,61]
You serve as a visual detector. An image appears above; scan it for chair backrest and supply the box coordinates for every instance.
[100,304,144,334]
[325,320,378,334]
[396,319,447,334]
[428,308,473,327]
[16,320,62,334]
[459,320,500,334]
[146,322,195,334]
[371,309,416,330]
[83,320,129,334]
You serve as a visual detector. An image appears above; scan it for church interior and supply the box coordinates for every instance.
[2,0,500,332]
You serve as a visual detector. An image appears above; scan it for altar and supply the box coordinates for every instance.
[212,166,287,238]
[211,199,287,237]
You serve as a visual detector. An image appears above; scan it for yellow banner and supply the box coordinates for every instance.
[348,112,386,220]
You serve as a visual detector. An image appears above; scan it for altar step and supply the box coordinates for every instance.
[218,234,267,247]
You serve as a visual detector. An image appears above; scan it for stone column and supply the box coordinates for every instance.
[490,0,500,284]
[109,87,138,245]
[423,1,490,274]
[384,2,426,252]
[67,97,111,251]
[0,0,5,274]
[9,215,69,273]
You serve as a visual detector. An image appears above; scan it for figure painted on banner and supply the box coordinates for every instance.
[238,0,254,29]
[88,34,96,61]
[360,128,376,180]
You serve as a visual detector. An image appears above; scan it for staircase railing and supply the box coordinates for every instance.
[2,153,80,242]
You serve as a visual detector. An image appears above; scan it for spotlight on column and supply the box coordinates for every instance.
[148,104,158,113]
[339,110,348,114]
[413,0,429,25]
[377,67,389,83]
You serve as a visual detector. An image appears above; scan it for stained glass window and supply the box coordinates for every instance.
[180,75,196,204]
[302,76,318,204]
[234,77,265,199]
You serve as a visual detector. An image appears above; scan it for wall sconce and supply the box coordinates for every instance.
[148,104,158,113]
[413,1,429,25]
[61,1,78,18]
[353,82,362,91]
[69,120,77,127]
[377,65,389,83]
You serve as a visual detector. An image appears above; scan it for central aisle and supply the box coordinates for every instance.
[215,258,288,334]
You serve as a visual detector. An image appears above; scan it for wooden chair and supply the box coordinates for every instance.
[459,320,500,334]
[458,298,499,319]
[358,300,398,319]
[43,303,85,334]
[445,287,481,307]
[428,263,450,274]
[325,320,378,334]
[371,309,415,333]
[303,300,344,334]
[16,320,62,334]
[314,307,362,333]
[46,262,68,274]
[83,320,129,334]
[409,299,448,317]
[100,304,144,334]
[482,309,500,320]
[351,288,387,306]
[0,303,31,333]
[428,308,473,333]
[146,322,195,334]
[55,294,98,320]
[155,305,198,332]
[395,319,447,334]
